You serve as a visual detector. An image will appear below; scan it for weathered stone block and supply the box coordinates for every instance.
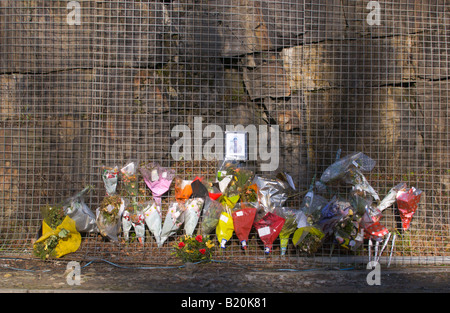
[281,35,417,91]
[243,52,290,100]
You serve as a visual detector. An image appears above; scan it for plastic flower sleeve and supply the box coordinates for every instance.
[96,195,125,242]
[160,202,185,246]
[62,186,97,233]
[183,198,204,236]
[319,152,376,184]
[140,163,176,207]
[122,202,146,243]
[200,198,224,235]
[120,162,139,199]
[216,209,234,248]
[377,183,407,212]
[102,166,119,196]
[143,201,162,246]
[317,198,352,236]
[174,177,193,204]
[253,175,289,213]
[292,226,325,255]
[34,215,81,259]
[274,207,301,255]
[232,203,257,249]
[253,212,285,254]
[396,187,422,230]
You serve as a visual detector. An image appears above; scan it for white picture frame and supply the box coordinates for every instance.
[224,131,247,161]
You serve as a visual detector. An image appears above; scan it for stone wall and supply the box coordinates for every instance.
[0,1,449,239]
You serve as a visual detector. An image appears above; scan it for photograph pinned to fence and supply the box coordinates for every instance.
[225,131,247,161]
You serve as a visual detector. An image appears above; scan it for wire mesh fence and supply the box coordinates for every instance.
[0,0,449,268]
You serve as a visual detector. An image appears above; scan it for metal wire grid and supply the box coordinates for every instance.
[0,1,449,268]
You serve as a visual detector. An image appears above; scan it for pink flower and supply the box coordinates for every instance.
[195,235,203,243]
[199,249,206,255]
[178,242,185,248]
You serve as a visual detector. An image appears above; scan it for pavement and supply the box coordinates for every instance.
[0,257,449,293]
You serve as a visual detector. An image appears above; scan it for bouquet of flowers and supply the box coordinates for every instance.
[34,204,81,260]
[143,201,163,246]
[396,186,422,230]
[253,175,289,213]
[140,162,176,207]
[216,207,234,248]
[62,186,97,233]
[253,212,285,254]
[122,201,146,244]
[232,202,257,249]
[160,202,186,246]
[183,197,205,236]
[200,198,225,235]
[120,162,139,199]
[292,226,325,255]
[96,194,125,242]
[274,207,302,255]
[102,166,119,196]
[172,235,214,264]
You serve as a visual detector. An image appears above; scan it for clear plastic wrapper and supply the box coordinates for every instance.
[253,175,289,213]
[319,152,376,184]
[292,226,325,255]
[253,212,285,254]
[140,163,176,207]
[61,186,97,233]
[120,161,139,199]
[183,198,205,236]
[274,207,301,255]
[95,195,125,242]
[232,203,257,249]
[160,202,185,246]
[102,166,119,196]
[317,198,352,236]
[377,183,407,212]
[122,202,146,243]
[200,198,225,235]
[143,201,162,246]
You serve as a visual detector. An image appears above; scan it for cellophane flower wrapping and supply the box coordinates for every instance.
[120,162,139,199]
[140,163,176,206]
[317,197,353,236]
[174,177,193,204]
[62,186,97,233]
[253,175,289,214]
[200,198,225,235]
[183,198,205,236]
[232,203,257,249]
[274,207,301,255]
[396,187,422,231]
[122,201,146,243]
[96,195,125,242]
[292,226,325,255]
[34,214,81,260]
[216,209,234,248]
[102,166,119,196]
[143,201,162,246]
[160,202,186,246]
[253,212,285,254]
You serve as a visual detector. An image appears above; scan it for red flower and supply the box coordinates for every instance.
[199,249,206,255]
[178,242,185,248]
[195,235,203,243]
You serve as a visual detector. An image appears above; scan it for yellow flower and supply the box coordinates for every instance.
[185,249,193,253]
[206,240,214,249]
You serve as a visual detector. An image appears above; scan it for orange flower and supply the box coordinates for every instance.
[195,235,203,243]
[199,248,206,255]
[178,242,185,248]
